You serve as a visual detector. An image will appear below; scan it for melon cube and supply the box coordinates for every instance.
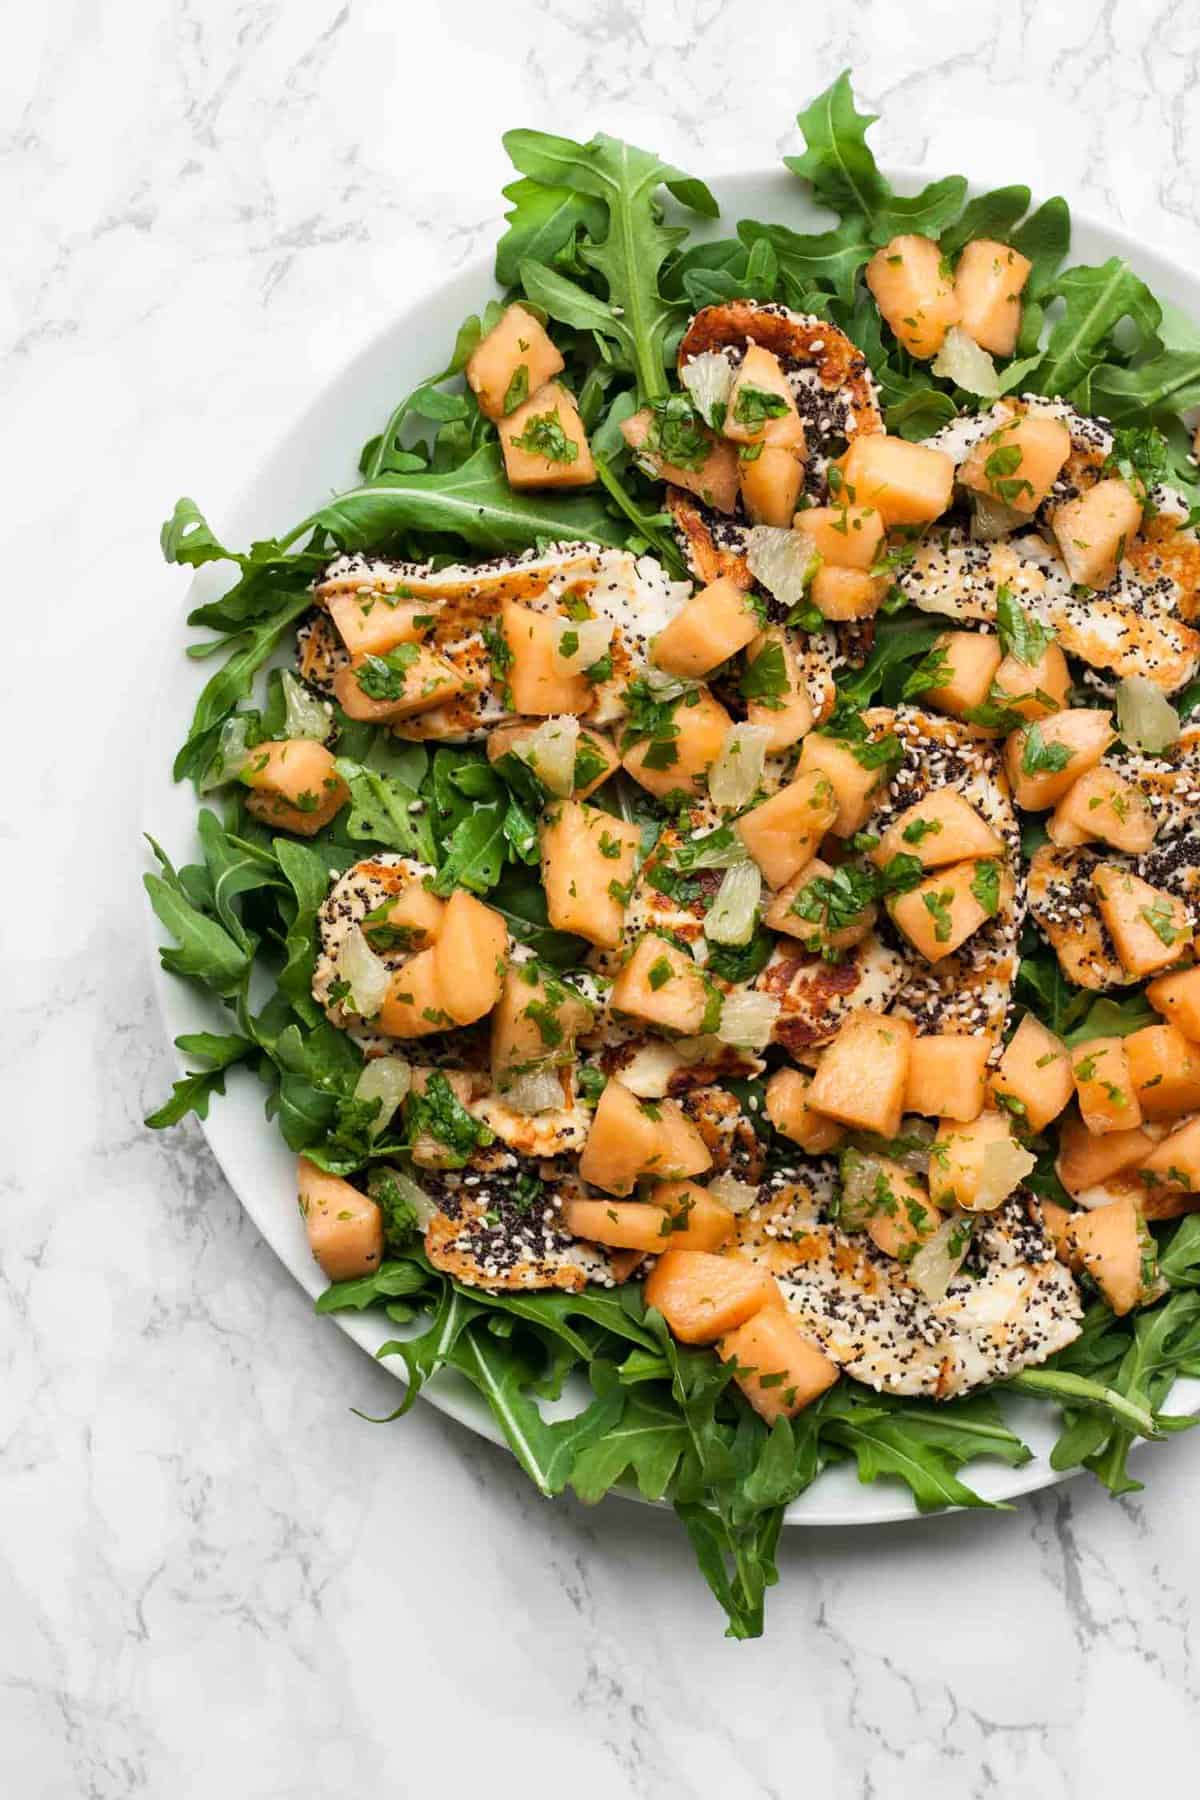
[1092,864,1191,979]
[810,565,885,621]
[539,801,641,949]
[764,1066,846,1153]
[745,626,814,752]
[491,962,592,1090]
[988,1014,1073,1132]
[871,787,1003,871]
[862,1156,941,1262]
[1048,765,1157,854]
[905,1034,991,1122]
[1004,709,1116,811]
[1051,478,1143,588]
[865,234,960,360]
[1123,1023,1200,1119]
[797,731,892,837]
[562,1197,672,1253]
[502,600,592,716]
[488,720,619,801]
[578,1079,665,1196]
[959,414,1072,516]
[764,856,877,955]
[1138,1115,1200,1195]
[326,591,438,659]
[377,949,451,1038]
[719,1307,839,1422]
[1064,1195,1148,1317]
[242,740,349,837]
[797,503,885,571]
[649,1182,737,1252]
[498,381,596,489]
[433,891,508,1026]
[723,345,806,451]
[621,408,740,513]
[610,934,715,1037]
[367,881,445,953]
[954,239,1032,357]
[808,1009,915,1139]
[466,302,565,421]
[652,577,761,678]
[1040,1199,1077,1267]
[992,638,1071,722]
[622,688,733,799]
[1147,966,1200,1041]
[298,1158,383,1283]
[889,858,1012,963]
[1071,1036,1142,1135]
[1056,1113,1155,1198]
[739,445,806,526]
[920,630,1003,721]
[839,434,955,526]
[645,1249,777,1345]
[333,647,465,724]
[653,1103,716,1183]
[928,1112,1035,1213]
[735,770,839,888]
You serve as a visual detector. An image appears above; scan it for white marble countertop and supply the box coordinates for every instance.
[6,1,1200,1793]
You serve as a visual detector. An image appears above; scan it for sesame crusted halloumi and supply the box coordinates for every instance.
[421,1150,619,1291]
[313,854,438,1043]
[754,933,909,1055]
[1027,827,1200,990]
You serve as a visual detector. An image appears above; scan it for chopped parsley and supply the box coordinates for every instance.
[510,408,579,464]
[354,643,421,700]
[1021,722,1072,776]
[502,363,530,415]
[739,640,789,706]
[983,440,1034,506]
[995,585,1055,667]
[647,955,675,991]
[733,385,790,429]
[922,887,955,943]
[901,816,942,846]
[1140,899,1182,946]
[970,860,1001,917]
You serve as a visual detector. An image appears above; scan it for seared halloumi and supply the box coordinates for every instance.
[422,1150,618,1291]
[313,855,437,1041]
[736,1183,1082,1398]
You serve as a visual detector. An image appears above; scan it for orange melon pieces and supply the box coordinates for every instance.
[1092,865,1191,980]
[466,302,564,421]
[808,1009,915,1140]
[1070,1036,1142,1136]
[1003,709,1116,811]
[298,1157,383,1282]
[539,802,641,949]
[988,1015,1073,1133]
[954,239,1032,357]
[498,381,596,490]
[959,414,1071,517]
[865,234,959,360]
[578,1080,711,1197]
[243,740,349,837]
[905,1033,992,1123]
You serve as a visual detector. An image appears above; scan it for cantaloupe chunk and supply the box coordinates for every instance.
[905,1034,991,1122]
[649,1181,736,1253]
[718,1307,839,1422]
[366,881,445,952]
[723,345,806,451]
[928,1111,1035,1213]
[488,719,618,801]
[992,638,1071,723]
[298,1158,384,1282]
[610,933,714,1037]
[644,1249,777,1344]
[765,1066,846,1153]
[764,856,877,955]
[744,626,813,752]
[1147,965,1200,1041]
[871,787,1003,871]
[735,770,838,888]
[579,1081,711,1196]
[1064,1195,1148,1316]
[920,630,1002,721]
[988,1014,1073,1132]
[333,647,465,724]
[839,434,955,525]
[652,577,761,677]
[959,414,1072,516]
[501,600,592,716]
[1040,1198,1077,1266]
[539,801,641,949]
[739,445,806,526]
[490,962,593,1090]
[377,949,451,1037]
[1071,1036,1142,1135]
[797,503,885,571]
[797,731,892,837]
[865,234,960,359]
[1092,863,1191,979]
[498,381,596,490]
[466,302,564,421]
[326,591,437,659]
[432,891,508,1026]
[810,565,885,621]
[562,1197,672,1253]
[954,239,1032,357]
[1047,765,1157,853]
[242,740,349,837]
[860,1156,941,1261]
[1138,1115,1200,1194]
[1056,1112,1156,1198]
[621,408,740,513]
[1051,477,1143,589]
[1123,1023,1200,1119]
[808,1010,915,1139]
[1004,709,1116,811]
[889,857,1012,963]
[622,688,733,799]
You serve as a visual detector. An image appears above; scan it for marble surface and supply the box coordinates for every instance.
[6,1,1200,1793]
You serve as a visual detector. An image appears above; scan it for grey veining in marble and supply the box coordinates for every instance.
[5,2,1200,1794]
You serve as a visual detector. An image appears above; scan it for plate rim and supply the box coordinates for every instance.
[142,161,1200,1528]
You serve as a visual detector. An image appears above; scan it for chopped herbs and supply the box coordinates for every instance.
[510,408,579,464]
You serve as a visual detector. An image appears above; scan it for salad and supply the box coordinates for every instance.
[147,72,1200,1639]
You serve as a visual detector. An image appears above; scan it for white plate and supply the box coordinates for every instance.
[144,165,1200,1525]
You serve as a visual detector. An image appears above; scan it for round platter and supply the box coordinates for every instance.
[144,166,1200,1525]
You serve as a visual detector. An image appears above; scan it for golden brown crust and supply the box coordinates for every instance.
[678,303,884,439]
[668,485,752,587]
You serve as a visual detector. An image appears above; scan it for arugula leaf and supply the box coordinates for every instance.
[736,217,874,305]
[1090,350,1200,423]
[334,754,436,862]
[1159,1215,1200,1290]
[1065,992,1156,1046]
[315,1260,431,1314]
[361,311,488,479]
[939,185,1032,258]
[571,1387,691,1502]
[174,592,314,783]
[819,1386,1025,1511]
[495,177,606,287]
[884,385,959,439]
[1032,259,1162,398]
[144,1030,256,1128]
[144,848,251,999]
[432,802,508,896]
[274,836,333,1023]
